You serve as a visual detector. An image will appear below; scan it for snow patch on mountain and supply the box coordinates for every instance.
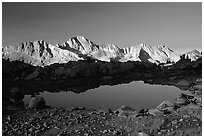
[2,36,201,66]
[182,49,202,61]
[2,40,83,66]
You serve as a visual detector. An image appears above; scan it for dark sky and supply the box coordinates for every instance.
[2,2,202,53]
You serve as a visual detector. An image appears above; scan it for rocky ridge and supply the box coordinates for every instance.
[182,49,202,61]
[3,36,201,66]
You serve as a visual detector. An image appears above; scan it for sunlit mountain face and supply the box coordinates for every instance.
[2,36,201,67]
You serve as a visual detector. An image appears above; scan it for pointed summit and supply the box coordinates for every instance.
[64,35,99,54]
[69,36,88,43]
[76,35,88,41]
[139,43,148,47]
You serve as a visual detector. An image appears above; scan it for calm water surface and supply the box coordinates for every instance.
[24,81,183,110]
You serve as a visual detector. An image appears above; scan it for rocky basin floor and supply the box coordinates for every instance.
[2,78,202,136]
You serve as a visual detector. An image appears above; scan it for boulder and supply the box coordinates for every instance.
[128,112,139,118]
[178,93,194,100]
[186,103,201,110]
[138,109,149,116]
[115,105,136,117]
[118,111,135,118]
[174,97,189,106]
[156,100,174,110]
[117,105,135,112]
[156,101,176,114]
[148,108,163,116]
[192,84,202,91]
[195,97,202,105]
[177,103,202,120]
[28,96,46,109]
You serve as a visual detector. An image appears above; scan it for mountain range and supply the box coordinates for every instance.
[2,36,202,67]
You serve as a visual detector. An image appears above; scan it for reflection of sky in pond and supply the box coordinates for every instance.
[24,81,183,110]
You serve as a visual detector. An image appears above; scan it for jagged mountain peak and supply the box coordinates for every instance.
[2,36,201,66]
[2,39,83,66]
[63,35,99,54]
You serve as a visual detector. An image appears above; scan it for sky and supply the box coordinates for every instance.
[2,2,202,53]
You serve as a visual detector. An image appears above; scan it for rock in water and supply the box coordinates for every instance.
[28,96,46,109]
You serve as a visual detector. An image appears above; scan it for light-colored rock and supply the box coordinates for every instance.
[186,103,201,110]
[192,84,202,90]
[195,97,202,105]
[174,98,189,106]
[148,108,163,116]
[117,105,135,112]
[116,105,135,118]
[128,111,139,118]
[156,100,174,109]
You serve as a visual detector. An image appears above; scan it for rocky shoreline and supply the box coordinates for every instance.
[2,77,202,136]
[2,57,202,136]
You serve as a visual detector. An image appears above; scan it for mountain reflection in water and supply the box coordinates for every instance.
[24,81,182,110]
